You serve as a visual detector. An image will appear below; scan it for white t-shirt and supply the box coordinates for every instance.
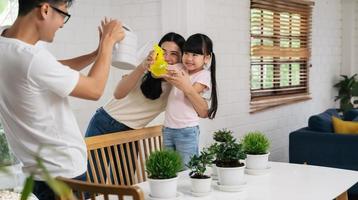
[0,31,86,180]
[164,69,211,128]
[104,77,171,129]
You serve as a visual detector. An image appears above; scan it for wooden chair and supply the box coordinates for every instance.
[85,125,162,186]
[56,177,144,200]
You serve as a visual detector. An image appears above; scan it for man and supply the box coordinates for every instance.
[0,0,125,199]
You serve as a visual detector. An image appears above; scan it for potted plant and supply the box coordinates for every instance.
[242,131,270,170]
[145,149,182,199]
[212,129,245,186]
[187,149,214,196]
[334,74,358,114]
[207,143,219,179]
[0,123,23,191]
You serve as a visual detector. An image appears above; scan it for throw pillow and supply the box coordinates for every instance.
[332,116,358,134]
[343,109,358,121]
[308,109,340,132]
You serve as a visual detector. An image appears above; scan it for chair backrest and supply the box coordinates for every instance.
[85,125,162,186]
[56,177,145,200]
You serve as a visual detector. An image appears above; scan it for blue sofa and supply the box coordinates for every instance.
[289,109,358,198]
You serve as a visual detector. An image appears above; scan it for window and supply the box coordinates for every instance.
[250,0,314,113]
[0,0,18,26]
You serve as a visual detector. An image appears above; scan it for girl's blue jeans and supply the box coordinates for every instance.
[162,126,200,168]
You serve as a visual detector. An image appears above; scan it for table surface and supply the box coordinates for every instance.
[136,161,358,200]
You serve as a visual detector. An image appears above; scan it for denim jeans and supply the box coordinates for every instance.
[85,107,135,184]
[163,126,200,168]
[85,107,132,137]
[33,172,86,200]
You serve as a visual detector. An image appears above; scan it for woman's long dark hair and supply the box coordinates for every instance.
[140,32,185,100]
[182,34,218,119]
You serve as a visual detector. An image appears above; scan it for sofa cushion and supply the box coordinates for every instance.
[332,116,358,134]
[308,109,340,132]
[343,109,358,121]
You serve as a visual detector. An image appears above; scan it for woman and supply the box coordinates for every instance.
[85,32,185,136]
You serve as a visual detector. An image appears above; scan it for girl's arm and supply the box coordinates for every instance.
[164,69,209,118]
[183,82,209,118]
[114,52,154,99]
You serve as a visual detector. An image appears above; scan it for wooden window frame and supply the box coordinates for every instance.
[250,0,314,113]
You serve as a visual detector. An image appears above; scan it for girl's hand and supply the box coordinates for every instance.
[164,67,192,92]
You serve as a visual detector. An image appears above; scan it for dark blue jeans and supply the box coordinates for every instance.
[85,107,134,184]
[85,107,132,137]
[33,172,86,200]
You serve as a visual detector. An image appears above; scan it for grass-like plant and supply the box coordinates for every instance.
[242,131,270,155]
[212,129,245,168]
[146,149,182,179]
[187,149,214,179]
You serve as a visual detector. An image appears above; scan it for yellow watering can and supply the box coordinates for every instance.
[149,44,168,77]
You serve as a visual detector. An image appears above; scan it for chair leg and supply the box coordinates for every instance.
[336,191,348,200]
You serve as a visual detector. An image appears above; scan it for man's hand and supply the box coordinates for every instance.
[99,17,125,47]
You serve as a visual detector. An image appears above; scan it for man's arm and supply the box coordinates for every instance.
[70,19,125,100]
[59,27,102,71]
[59,50,97,71]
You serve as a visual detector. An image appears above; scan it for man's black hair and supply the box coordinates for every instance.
[18,0,73,16]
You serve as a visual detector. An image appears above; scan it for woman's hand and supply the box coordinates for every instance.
[139,50,155,72]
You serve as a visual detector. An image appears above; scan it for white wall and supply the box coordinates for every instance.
[342,0,358,76]
[354,0,358,75]
[47,0,344,162]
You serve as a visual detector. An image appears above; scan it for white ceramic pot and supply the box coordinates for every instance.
[211,165,218,177]
[148,176,178,198]
[217,165,245,186]
[190,176,212,193]
[245,153,270,170]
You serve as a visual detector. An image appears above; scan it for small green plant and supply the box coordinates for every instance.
[212,129,245,168]
[242,131,270,155]
[187,149,214,179]
[334,74,358,113]
[146,149,182,179]
[207,142,219,165]
[0,123,18,167]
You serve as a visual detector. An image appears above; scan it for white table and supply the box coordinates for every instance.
[137,162,358,200]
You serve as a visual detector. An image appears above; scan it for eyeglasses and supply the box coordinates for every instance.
[38,4,71,24]
[50,5,71,24]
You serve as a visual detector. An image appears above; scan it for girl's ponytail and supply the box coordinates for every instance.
[208,52,217,119]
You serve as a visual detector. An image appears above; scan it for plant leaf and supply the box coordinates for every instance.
[21,175,34,200]
[352,82,358,96]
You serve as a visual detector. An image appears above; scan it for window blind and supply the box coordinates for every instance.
[250,0,314,113]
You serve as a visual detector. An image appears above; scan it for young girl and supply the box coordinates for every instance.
[163,33,218,166]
